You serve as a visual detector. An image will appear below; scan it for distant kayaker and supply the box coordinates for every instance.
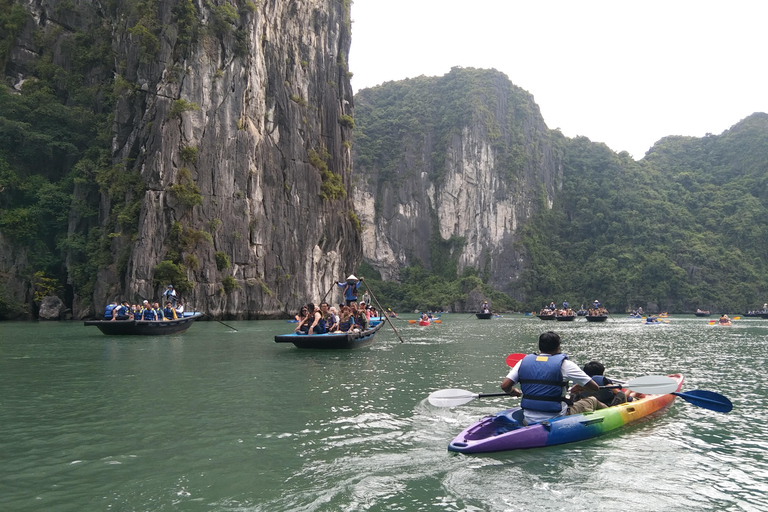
[500,331,604,425]
[719,314,731,325]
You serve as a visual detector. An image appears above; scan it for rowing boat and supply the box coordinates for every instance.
[84,312,204,335]
[447,374,683,453]
[274,318,384,349]
[584,315,608,322]
[476,312,493,319]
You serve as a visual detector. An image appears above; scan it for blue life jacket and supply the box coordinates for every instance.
[163,307,176,319]
[313,317,326,334]
[518,353,568,413]
[584,375,617,406]
[104,303,118,319]
[142,308,156,321]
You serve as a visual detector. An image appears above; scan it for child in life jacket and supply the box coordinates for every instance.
[570,361,630,407]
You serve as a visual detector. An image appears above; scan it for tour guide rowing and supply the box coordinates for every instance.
[501,331,604,425]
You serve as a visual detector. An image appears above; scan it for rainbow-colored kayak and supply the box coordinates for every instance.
[447,374,683,453]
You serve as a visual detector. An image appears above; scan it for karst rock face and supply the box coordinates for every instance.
[5,0,360,318]
[353,69,562,298]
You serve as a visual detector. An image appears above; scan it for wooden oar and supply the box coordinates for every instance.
[361,279,404,343]
[428,375,679,407]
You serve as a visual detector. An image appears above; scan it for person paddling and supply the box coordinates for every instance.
[501,331,604,425]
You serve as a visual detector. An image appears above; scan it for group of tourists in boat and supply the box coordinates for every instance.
[292,275,380,335]
[102,285,186,321]
[586,300,608,316]
[538,301,578,319]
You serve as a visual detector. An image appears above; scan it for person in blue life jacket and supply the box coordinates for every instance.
[162,301,178,320]
[141,301,160,321]
[570,361,629,407]
[104,301,119,320]
[306,303,326,335]
[337,275,362,305]
[500,331,604,425]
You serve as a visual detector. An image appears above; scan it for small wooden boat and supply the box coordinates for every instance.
[584,315,608,322]
[274,319,384,349]
[576,309,588,316]
[476,312,493,319]
[84,313,204,335]
[694,310,711,317]
[555,314,576,321]
[536,313,556,321]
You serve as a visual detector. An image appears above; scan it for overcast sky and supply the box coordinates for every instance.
[348,1,768,159]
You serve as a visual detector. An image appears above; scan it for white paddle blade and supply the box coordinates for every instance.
[428,388,479,407]
[623,375,679,394]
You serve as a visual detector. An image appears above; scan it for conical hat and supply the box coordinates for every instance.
[346,274,358,280]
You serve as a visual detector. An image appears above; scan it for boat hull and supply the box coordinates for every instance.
[84,313,204,335]
[448,374,683,453]
[555,315,576,321]
[537,314,556,321]
[584,315,608,322]
[274,320,384,349]
[476,312,493,319]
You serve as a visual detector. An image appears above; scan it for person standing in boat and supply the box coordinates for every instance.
[500,331,603,424]
[162,285,178,307]
[337,275,362,305]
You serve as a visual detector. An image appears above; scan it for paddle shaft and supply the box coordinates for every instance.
[362,280,405,343]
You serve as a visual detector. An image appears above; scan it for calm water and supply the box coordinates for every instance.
[2,315,767,511]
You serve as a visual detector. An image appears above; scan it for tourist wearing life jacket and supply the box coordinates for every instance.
[103,302,119,320]
[571,361,627,407]
[163,302,178,320]
[307,304,327,334]
[501,331,603,424]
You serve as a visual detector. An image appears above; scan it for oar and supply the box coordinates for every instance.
[361,279,405,343]
[408,319,416,324]
[505,353,526,367]
[672,389,732,413]
[611,379,732,412]
[428,375,679,407]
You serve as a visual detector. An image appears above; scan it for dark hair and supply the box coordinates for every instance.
[538,331,561,353]
[583,361,605,377]
[306,303,315,312]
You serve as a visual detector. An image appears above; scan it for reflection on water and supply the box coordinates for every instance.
[1,316,767,511]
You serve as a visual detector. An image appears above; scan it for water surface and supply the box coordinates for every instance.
[2,315,766,511]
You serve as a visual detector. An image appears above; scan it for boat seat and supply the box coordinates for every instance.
[493,409,525,434]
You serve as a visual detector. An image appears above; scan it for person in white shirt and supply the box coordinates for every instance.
[501,331,603,425]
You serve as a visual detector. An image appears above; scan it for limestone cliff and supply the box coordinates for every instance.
[353,68,562,299]
[3,0,359,318]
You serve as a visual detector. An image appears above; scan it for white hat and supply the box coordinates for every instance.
[346,274,358,280]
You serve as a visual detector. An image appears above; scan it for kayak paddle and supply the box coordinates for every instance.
[428,375,679,407]
[610,378,732,412]
[672,389,732,413]
[505,353,526,367]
